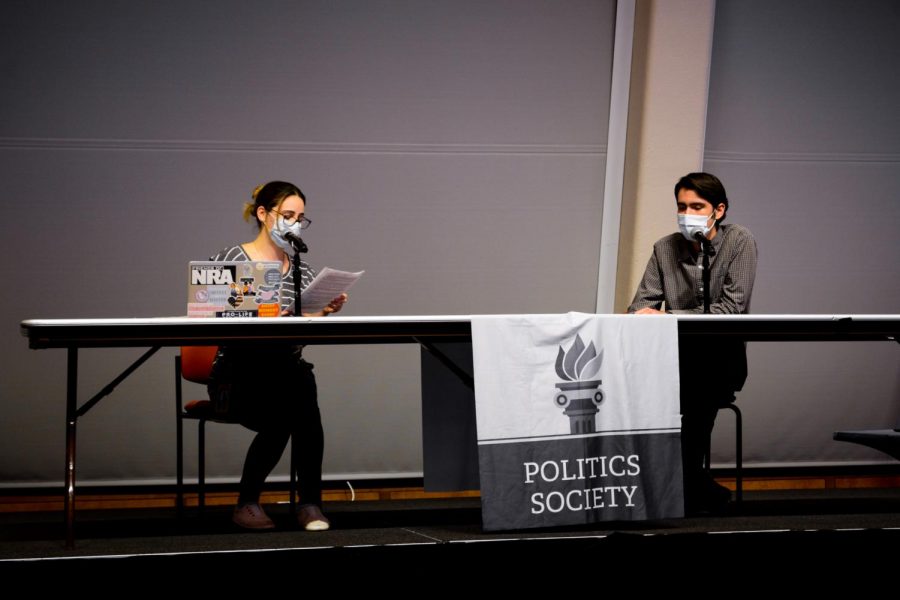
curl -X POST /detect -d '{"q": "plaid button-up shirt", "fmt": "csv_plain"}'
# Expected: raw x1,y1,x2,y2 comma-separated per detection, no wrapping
628,223,758,315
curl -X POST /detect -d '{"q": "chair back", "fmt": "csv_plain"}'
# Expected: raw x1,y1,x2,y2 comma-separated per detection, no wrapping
180,346,219,384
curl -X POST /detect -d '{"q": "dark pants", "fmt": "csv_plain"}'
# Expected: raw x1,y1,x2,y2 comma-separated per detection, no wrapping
679,337,746,510
208,346,323,507
680,386,728,508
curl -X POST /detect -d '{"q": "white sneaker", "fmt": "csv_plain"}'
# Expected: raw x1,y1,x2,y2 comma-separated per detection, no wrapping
297,504,330,531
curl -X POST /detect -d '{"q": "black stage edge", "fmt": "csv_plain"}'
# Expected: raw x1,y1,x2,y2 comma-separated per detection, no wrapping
3,489,900,582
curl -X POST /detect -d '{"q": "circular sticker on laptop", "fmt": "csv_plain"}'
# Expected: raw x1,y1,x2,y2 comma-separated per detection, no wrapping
264,268,281,286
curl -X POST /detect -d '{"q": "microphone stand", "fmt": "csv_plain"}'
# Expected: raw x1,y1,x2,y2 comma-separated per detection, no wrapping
289,238,308,316
699,237,712,314
286,237,308,515
285,238,307,516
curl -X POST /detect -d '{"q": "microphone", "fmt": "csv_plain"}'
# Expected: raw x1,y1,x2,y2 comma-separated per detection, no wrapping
694,231,716,254
284,231,308,253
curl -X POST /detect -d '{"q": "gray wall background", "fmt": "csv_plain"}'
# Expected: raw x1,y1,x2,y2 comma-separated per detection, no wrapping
3,0,898,489
0,1,614,486
704,0,900,466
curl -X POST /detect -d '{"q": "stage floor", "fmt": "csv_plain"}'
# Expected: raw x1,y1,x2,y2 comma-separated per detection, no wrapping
3,488,900,580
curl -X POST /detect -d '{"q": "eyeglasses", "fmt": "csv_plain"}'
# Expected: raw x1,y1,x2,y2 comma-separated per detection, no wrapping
271,209,311,229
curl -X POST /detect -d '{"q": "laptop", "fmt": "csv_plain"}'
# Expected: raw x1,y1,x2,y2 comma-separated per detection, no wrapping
187,260,282,318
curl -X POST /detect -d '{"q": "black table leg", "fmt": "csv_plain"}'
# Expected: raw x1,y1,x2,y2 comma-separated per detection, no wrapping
64,347,77,549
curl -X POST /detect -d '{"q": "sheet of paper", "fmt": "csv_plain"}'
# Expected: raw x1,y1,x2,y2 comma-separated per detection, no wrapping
298,267,364,314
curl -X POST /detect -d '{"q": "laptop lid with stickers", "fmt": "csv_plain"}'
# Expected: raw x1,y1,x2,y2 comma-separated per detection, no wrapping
187,260,282,318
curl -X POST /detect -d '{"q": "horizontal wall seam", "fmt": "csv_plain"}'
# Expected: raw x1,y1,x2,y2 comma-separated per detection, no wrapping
706,150,900,164
0,137,607,156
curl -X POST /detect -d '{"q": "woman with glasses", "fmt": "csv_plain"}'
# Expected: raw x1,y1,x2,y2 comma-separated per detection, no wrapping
207,180,347,531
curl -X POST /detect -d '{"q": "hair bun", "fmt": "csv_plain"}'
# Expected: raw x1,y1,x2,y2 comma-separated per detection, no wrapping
251,184,265,200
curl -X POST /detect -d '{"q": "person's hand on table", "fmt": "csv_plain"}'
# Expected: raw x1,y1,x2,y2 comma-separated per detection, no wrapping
633,307,665,315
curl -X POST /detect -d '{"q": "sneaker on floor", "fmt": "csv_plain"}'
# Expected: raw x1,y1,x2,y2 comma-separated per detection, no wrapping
232,503,275,530
297,504,330,531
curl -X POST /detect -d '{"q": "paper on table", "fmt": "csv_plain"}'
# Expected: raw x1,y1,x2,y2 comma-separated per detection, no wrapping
297,267,364,314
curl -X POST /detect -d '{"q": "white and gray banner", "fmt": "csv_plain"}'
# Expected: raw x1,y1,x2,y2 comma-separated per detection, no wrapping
471,313,683,530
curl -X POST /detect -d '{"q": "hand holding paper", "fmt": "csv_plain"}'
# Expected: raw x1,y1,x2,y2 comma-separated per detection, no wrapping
298,267,364,315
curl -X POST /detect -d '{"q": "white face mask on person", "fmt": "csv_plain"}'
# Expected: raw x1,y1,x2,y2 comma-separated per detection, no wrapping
268,215,303,253
678,212,716,241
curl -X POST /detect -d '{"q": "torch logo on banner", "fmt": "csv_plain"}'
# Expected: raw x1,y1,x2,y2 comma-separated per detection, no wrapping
553,334,604,434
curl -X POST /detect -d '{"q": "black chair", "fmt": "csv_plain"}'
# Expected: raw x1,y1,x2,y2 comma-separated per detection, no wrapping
175,346,296,518
705,395,743,504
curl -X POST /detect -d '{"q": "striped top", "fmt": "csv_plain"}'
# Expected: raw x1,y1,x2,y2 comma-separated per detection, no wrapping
208,245,317,370
628,224,758,314
211,245,317,314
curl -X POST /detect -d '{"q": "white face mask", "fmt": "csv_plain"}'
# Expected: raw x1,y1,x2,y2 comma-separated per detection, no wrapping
678,212,716,241
268,215,303,253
